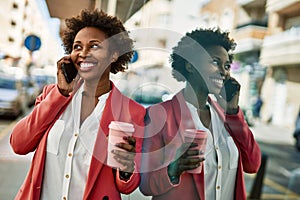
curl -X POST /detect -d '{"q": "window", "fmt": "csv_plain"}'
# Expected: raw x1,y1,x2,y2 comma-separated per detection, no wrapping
8,37,15,43
11,20,17,26
12,2,18,9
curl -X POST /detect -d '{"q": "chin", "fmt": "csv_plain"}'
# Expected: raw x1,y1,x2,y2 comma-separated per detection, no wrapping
209,88,221,96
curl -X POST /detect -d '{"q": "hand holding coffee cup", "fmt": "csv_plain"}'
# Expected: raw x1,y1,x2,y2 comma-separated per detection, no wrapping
108,121,136,173
113,136,136,173
184,129,208,173
167,142,205,181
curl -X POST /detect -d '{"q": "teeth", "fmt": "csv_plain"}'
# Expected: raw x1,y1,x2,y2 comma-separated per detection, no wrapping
211,78,223,85
80,63,94,68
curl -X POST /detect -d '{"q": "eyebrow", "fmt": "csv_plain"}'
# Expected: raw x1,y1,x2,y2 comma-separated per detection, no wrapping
73,39,103,43
211,56,230,62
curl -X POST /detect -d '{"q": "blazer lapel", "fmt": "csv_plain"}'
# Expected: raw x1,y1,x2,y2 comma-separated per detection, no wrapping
207,96,225,122
172,91,195,140
173,91,205,200
83,82,123,198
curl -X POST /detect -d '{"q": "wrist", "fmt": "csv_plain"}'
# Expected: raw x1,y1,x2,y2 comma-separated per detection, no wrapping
226,106,239,115
119,171,132,181
169,175,180,184
57,86,70,97
168,162,180,184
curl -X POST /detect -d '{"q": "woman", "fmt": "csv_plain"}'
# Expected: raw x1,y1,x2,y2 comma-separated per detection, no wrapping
10,9,145,200
140,28,261,200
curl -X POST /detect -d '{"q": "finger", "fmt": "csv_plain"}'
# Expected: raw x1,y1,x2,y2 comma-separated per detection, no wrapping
175,142,199,160
113,156,135,172
115,142,136,152
112,149,135,160
178,162,201,171
178,157,203,165
123,136,136,147
57,56,72,70
186,149,201,157
179,142,197,153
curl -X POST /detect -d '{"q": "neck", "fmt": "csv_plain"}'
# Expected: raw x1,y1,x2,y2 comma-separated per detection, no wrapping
183,82,208,110
83,79,111,97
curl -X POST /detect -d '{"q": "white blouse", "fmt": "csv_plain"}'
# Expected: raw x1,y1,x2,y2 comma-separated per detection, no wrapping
41,85,110,200
186,99,239,200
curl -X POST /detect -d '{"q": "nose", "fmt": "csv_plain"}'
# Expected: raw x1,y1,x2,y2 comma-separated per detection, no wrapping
219,66,227,77
79,47,91,58
219,63,230,77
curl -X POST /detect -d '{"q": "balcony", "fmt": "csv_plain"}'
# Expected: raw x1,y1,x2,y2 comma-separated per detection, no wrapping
260,27,300,66
237,0,266,7
232,22,268,53
266,0,300,13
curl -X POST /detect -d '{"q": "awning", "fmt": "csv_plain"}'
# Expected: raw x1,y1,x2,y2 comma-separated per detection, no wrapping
45,0,150,22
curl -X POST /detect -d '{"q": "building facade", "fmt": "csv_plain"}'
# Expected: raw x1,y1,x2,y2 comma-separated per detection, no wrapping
259,0,300,127
0,0,62,73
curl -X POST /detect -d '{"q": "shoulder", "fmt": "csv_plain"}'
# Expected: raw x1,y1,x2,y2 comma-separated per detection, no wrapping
111,86,146,121
38,84,58,98
43,83,56,91
145,99,174,124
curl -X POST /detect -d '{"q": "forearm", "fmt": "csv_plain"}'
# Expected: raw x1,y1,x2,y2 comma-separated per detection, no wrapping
140,166,176,196
225,109,261,172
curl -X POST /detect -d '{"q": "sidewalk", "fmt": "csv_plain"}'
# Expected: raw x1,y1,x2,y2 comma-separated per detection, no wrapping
248,120,300,200
1,117,299,200
250,120,295,145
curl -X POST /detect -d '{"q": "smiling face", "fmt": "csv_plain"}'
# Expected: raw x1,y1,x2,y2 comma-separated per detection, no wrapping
189,45,231,95
70,27,117,83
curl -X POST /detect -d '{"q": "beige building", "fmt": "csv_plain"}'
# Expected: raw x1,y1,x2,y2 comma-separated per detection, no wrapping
260,0,300,127
199,0,268,114
0,0,62,71
199,0,300,128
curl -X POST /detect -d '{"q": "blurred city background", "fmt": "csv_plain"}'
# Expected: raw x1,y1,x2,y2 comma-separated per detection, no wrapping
0,0,300,199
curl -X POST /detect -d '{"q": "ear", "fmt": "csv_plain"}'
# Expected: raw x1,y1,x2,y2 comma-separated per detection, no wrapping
111,52,119,63
185,63,194,73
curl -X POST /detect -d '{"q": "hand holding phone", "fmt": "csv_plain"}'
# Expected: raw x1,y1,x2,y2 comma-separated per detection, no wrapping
219,78,240,102
61,62,78,83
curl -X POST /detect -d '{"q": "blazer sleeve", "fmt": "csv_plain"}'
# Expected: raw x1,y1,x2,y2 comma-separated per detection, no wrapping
115,99,146,194
10,84,71,155
139,105,178,196
225,109,261,173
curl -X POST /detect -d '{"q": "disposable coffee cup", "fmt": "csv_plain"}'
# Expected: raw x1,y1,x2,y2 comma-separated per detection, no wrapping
107,121,135,169
184,129,208,174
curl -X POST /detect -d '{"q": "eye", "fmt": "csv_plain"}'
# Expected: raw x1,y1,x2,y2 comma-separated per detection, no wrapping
91,43,103,49
224,63,231,70
73,44,82,50
210,59,219,67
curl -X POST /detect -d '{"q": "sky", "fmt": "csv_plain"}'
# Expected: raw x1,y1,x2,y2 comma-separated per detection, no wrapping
35,0,62,44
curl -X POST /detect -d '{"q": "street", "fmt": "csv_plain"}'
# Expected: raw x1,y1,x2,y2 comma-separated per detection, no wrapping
0,118,300,200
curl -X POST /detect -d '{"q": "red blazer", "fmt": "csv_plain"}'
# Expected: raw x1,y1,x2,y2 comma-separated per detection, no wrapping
10,81,145,200
140,91,261,200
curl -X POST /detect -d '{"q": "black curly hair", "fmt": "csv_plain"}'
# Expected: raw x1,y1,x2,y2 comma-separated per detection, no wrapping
62,9,134,74
170,27,236,81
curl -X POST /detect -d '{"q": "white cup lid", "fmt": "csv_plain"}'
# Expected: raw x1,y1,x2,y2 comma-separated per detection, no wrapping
184,129,207,138
109,121,135,132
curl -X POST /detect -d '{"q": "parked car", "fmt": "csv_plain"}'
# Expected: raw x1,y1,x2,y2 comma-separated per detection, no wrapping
23,78,42,107
0,73,42,117
293,110,300,151
0,75,23,118
131,85,171,108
